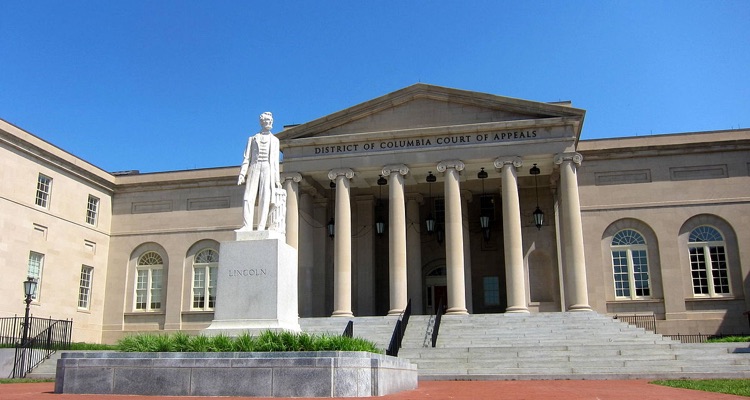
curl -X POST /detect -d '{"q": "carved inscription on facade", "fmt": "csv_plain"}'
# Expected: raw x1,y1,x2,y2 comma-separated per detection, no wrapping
313,130,538,155
228,269,268,277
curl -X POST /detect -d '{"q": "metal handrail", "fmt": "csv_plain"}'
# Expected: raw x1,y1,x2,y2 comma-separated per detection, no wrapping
342,320,353,338
10,316,72,378
386,299,412,357
431,299,445,347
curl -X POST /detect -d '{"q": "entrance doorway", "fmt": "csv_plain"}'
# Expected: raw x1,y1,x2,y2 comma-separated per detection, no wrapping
425,266,447,315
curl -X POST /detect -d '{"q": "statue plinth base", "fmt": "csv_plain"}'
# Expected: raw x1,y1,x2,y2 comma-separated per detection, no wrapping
204,237,300,336
234,229,285,242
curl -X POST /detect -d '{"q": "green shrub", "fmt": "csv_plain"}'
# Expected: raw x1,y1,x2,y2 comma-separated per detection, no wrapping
115,330,381,354
707,336,750,343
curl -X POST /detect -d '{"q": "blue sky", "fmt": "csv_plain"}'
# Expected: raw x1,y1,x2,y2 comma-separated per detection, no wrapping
1,1,748,173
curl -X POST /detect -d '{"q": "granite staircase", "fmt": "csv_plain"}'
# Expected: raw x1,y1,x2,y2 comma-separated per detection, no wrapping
398,312,750,380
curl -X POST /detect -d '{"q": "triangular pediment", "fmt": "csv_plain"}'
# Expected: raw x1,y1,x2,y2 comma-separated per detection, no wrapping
277,83,585,140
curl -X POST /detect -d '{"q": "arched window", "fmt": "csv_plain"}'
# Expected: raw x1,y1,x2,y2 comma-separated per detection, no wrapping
192,249,219,310
611,229,650,299
689,226,729,297
136,251,163,311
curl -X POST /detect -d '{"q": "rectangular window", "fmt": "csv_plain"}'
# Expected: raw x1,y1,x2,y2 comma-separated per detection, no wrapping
483,276,500,306
86,195,99,225
631,250,650,297
78,266,94,309
135,268,162,311
434,198,445,225
35,174,52,208
192,266,218,310
612,250,630,297
27,252,44,300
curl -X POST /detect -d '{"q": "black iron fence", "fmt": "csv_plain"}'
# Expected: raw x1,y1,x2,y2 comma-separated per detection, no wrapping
613,314,657,333
0,316,72,378
386,299,411,357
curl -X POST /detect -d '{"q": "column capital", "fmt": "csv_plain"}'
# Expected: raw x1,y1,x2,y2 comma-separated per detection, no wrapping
493,156,523,169
437,160,465,173
382,164,409,176
281,172,303,183
460,189,474,202
554,152,583,165
328,168,355,180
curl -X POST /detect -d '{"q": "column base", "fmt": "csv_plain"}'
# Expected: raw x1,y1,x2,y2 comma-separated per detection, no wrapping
505,306,530,313
331,310,354,317
568,304,593,312
387,309,404,316
445,307,468,315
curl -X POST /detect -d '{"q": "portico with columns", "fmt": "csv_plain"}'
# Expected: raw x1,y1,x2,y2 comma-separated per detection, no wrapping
277,84,592,317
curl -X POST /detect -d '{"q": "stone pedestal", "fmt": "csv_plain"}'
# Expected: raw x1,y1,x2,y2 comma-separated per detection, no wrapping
204,237,300,335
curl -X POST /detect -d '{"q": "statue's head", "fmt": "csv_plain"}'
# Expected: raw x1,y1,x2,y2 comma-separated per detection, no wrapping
259,112,273,131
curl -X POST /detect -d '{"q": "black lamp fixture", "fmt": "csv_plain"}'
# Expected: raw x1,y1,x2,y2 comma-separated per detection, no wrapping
20,276,37,377
327,181,335,238
425,172,436,234
530,163,544,230
375,175,387,236
477,167,491,241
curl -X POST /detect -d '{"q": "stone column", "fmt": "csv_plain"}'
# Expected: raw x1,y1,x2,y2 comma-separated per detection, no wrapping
460,190,474,313
281,172,302,250
437,160,468,315
406,194,424,314
328,168,355,317
383,164,409,315
494,157,529,313
554,152,592,312
298,192,315,317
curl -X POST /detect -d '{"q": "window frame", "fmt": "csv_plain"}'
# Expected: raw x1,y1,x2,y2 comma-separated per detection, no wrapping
688,225,730,298
78,265,94,310
610,229,651,300
27,251,44,301
191,248,219,311
35,174,52,208
86,195,100,226
134,252,164,311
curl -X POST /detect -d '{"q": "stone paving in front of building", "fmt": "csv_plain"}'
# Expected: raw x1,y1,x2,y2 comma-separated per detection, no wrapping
1,380,748,400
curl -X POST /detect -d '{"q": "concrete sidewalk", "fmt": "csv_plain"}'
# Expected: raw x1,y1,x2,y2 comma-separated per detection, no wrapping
1,380,747,400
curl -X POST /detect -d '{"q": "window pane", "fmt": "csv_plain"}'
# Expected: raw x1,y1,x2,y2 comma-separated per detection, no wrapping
135,270,148,309
710,246,729,294
611,250,630,297
35,174,52,208
86,195,99,225
483,276,500,306
27,252,44,300
193,268,206,308
78,266,93,309
150,269,162,309
690,247,709,294
631,250,650,297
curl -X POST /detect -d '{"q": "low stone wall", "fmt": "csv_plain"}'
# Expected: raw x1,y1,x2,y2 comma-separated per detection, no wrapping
55,351,417,397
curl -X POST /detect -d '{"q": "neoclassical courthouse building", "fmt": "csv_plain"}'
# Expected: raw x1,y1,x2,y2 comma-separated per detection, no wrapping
1,84,748,344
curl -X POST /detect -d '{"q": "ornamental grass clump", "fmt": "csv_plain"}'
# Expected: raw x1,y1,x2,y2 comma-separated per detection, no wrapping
115,330,381,354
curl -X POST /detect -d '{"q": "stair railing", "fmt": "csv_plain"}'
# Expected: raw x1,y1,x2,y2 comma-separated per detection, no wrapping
342,320,353,338
386,299,411,357
614,313,657,333
431,299,445,348
11,316,72,378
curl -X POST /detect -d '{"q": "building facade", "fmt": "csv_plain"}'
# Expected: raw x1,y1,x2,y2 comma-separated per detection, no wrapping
1,84,748,344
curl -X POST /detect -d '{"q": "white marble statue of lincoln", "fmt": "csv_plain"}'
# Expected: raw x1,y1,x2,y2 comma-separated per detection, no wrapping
237,112,282,231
